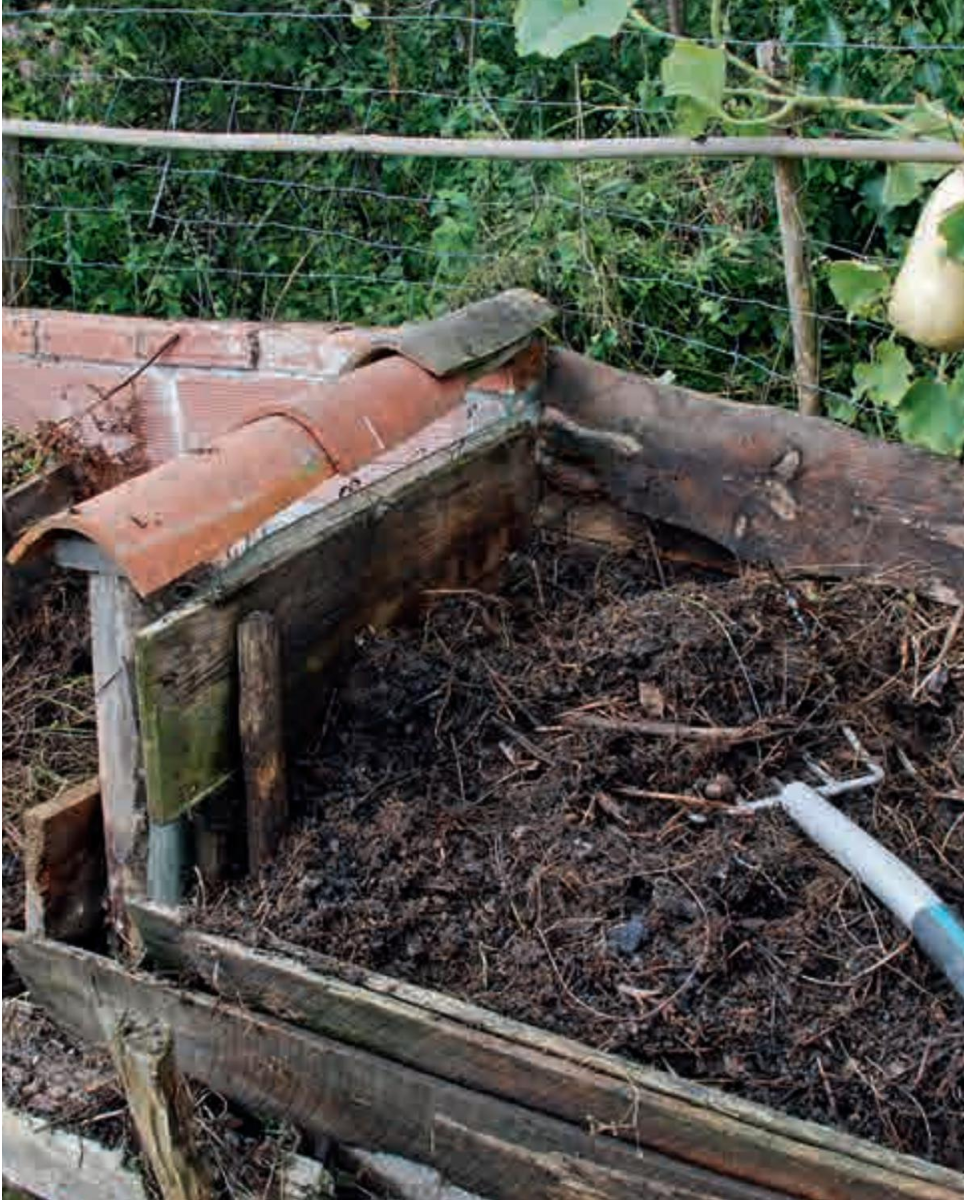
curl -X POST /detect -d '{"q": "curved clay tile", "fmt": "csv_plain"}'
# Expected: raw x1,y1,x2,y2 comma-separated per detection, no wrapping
8,355,469,597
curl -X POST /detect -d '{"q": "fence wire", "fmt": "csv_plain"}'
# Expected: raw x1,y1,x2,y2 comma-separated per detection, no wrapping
3,3,963,431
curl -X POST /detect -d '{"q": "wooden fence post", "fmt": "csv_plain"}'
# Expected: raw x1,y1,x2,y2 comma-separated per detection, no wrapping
3,135,24,302
757,41,821,417
110,1017,211,1200
238,611,288,874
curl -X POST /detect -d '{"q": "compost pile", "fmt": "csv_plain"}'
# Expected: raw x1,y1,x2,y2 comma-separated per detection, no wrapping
201,535,964,1167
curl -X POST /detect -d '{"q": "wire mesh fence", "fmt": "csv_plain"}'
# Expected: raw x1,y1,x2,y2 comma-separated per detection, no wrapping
3,1,964,432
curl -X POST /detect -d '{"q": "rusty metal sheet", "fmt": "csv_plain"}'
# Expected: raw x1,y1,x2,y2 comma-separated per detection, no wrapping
365,289,555,378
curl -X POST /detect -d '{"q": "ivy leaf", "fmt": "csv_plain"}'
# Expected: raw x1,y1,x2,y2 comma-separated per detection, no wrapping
880,162,952,210
660,42,726,112
827,261,891,317
896,372,965,456
349,1,371,29
940,203,965,264
515,0,631,58
852,341,913,410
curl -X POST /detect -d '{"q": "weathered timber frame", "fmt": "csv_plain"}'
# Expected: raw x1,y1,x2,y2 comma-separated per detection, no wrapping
6,918,962,1200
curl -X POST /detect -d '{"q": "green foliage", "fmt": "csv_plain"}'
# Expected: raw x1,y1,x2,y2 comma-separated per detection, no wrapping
515,0,630,58
660,43,726,136
940,203,965,263
897,373,965,456
852,341,912,409
2,0,963,453
827,262,891,316
881,162,952,210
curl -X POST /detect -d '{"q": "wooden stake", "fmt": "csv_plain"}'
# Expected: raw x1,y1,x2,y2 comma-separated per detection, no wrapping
238,611,287,874
3,135,24,303
110,1017,211,1200
90,573,150,952
757,41,821,417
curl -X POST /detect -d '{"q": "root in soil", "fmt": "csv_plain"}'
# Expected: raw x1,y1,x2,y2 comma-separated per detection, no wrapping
199,533,964,1169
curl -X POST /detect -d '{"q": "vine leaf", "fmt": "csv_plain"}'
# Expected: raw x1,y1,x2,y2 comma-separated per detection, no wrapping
660,42,726,135
827,261,891,317
881,162,951,210
896,371,965,456
514,0,632,58
940,203,965,264
852,341,913,410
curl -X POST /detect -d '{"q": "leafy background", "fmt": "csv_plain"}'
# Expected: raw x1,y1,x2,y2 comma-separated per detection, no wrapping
3,0,964,446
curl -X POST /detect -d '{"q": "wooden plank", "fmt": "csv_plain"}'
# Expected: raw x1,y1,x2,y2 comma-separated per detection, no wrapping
542,350,963,604
24,776,105,941
6,933,789,1200
237,612,287,873
341,1147,483,1200
136,424,536,824
3,135,24,303
2,1103,148,1200
130,901,961,1200
91,574,152,950
110,1017,211,1200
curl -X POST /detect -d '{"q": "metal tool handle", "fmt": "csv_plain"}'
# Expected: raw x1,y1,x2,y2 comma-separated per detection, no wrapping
780,781,964,996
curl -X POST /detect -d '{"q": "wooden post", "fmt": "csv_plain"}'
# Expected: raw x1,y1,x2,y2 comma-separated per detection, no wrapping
757,41,821,417
90,573,151,952
3,135,24,303
24,776,105,941
238,611,287,874
110,1017,211,1200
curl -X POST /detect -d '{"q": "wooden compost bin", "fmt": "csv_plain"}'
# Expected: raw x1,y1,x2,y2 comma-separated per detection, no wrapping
5,295,964,1200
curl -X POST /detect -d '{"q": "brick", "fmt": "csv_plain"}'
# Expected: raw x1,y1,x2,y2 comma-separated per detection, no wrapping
38,311,139,364
132,371,184,467
258,323,370,377
2,310,37,355
137,320,257,369
3,359,133,430
175,372,313,449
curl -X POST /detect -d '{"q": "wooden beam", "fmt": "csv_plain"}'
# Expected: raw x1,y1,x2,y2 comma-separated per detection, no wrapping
110,1017,211,1200
3,135,24,303
135,424,536,824
24,776,105,942
542,350,964,604
757,41,820,417
129,902,961,1200
90,574,151,951
2,1104,148,1200
6,933,792,1200
3,463,77,540
3,119,963,164
237,612,287,874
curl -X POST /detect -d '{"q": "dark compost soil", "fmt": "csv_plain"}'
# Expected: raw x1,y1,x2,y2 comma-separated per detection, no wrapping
200,534,964,1169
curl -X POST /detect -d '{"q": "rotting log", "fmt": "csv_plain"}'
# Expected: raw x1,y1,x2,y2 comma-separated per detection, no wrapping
542,350,964,604
129,900,962,1200
24,776,105,941
110,1017,212,1200
237,612,287,874
2,1103,149,1200
91,573,152,951
136,423,537,826
7,932,794,1200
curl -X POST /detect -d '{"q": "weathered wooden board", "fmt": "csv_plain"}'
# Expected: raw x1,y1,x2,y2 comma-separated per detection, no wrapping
130,901,962,1200
2,1103,148,1200
542,350,964,604
6,933,788,1200
24,776,105,941
136,424,536,824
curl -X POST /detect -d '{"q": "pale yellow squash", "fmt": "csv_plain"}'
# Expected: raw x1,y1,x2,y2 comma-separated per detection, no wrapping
888,167,964,352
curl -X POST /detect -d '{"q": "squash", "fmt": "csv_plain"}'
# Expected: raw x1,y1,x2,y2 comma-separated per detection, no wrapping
887,168,964,352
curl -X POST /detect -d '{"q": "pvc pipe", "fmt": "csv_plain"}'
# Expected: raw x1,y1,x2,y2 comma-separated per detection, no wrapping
779,782,964,995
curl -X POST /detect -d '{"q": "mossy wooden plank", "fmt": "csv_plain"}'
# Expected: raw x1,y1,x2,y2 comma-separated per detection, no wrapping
136,425,536,822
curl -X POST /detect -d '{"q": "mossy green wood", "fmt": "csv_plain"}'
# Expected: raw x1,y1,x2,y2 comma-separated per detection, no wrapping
135,423,537,824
